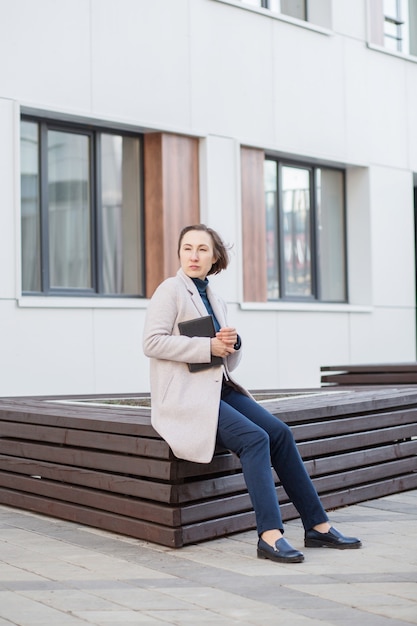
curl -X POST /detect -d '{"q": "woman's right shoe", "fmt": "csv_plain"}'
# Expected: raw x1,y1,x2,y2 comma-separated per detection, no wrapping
304,526,362,549
257,537,304,563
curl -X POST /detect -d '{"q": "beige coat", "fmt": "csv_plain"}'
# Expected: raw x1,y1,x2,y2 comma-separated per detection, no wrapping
143,268,248,463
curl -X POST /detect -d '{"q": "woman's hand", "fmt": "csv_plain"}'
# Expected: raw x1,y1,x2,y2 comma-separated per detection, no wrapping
210,327,238,357
217,327,237,347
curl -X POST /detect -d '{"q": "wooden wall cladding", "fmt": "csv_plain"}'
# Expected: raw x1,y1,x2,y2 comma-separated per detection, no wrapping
240,147,267,302
144,133,200,297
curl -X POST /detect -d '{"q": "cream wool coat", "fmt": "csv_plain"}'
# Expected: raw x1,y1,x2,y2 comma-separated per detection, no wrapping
143,268,249,463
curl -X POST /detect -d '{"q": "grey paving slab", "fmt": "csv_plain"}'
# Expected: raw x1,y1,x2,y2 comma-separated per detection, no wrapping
0,491,416,625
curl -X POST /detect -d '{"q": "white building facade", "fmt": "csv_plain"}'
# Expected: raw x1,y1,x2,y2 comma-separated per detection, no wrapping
0,0,416,396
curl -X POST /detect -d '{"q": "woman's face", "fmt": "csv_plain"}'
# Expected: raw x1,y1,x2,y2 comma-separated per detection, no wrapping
179,230,216,280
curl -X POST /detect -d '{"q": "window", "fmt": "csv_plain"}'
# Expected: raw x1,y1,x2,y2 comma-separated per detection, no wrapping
20,118,144,296
369,0,417,56
384,0,409,52
264,159,346,302
238,0,307,20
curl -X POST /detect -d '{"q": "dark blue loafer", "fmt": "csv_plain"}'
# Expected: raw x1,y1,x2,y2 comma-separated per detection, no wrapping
257,537,304,563
305,526,362,549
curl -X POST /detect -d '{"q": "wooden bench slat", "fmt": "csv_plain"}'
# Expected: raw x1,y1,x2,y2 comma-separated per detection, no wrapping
321,363,417,373
0,488,183,547
321,362,417,386
0,472,181,526
321,373,417,385
0,440,176,480
0,455,176,502
0,403,156,435
316,474,417,510
310,457,417,493
302,439,417,477
0,421,171,458
291,408,417,440
298,423,416,458
273,390,417,422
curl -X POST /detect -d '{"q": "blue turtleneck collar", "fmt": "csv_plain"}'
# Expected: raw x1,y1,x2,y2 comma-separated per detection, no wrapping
192,277,209,294
191,277,220,332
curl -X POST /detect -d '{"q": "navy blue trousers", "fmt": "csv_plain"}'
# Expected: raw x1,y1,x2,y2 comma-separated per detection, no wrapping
217,385,328,536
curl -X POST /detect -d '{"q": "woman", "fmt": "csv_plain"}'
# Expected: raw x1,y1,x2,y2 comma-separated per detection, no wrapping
143,224,361,563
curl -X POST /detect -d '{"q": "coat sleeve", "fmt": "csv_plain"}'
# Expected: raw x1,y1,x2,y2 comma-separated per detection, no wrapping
225,343,242,372
143,279,213,365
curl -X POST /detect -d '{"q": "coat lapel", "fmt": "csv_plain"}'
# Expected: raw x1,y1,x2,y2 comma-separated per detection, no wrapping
207,288,226,328
177,268,226,327
177,269,208,318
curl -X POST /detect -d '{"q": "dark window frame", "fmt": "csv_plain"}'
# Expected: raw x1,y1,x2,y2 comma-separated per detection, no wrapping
21,115,145,298
265,156,348,303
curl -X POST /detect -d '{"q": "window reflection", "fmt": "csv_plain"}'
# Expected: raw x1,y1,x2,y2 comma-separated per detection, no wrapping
238,0,306,20
264,160,279,299
48,130,91,289
316,168,346,301
279,0,306,20
21,121,41,292
282,166,311,297
100,134,143,295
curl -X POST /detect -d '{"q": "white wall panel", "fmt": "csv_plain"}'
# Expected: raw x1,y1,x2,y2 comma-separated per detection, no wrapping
93,308,149,394
91,0,191,128
367,54,408,168
406,62,417,172
0,99,18,298
332,0,366,39
350,306,415,362
0,0,91,112
0,302,95,396
0,302,152,397
348,310,375,363
370,167,415,307
271,24,346,159
275,311,351,388
227,307,281,391
199,136,241,303
227,308,353,391
189,1,275,141
344,40,372,164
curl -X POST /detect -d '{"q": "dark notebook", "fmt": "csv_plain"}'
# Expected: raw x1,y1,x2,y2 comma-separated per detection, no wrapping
178,315,223,372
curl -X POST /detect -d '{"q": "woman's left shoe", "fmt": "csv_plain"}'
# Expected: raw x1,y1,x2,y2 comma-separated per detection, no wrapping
305,526,362,549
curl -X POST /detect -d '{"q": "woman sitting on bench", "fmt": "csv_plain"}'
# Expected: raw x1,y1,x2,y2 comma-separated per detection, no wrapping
143,224,361,563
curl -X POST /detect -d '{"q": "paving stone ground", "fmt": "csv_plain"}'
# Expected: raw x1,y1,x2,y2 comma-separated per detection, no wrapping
0,490,416,625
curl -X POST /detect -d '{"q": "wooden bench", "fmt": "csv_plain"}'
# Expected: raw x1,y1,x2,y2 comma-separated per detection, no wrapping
0,388,416,548
321,362,417,386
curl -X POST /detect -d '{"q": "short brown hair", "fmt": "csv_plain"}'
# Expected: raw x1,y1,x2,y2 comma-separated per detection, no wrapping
177,224,230,275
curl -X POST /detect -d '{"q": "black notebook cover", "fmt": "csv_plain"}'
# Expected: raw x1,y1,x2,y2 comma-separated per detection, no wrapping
178,315,223,372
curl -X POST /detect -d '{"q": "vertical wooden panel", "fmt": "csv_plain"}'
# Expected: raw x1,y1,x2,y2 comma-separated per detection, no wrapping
144,134,164,297
144,133,199,296
162,134,200,278
241,147,267,302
